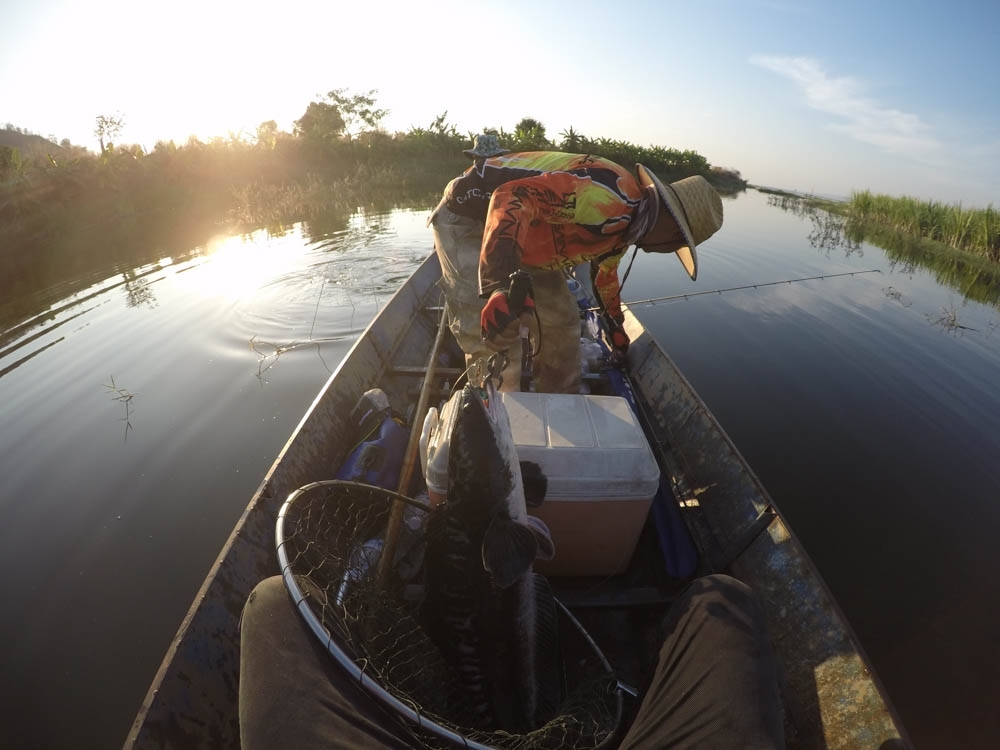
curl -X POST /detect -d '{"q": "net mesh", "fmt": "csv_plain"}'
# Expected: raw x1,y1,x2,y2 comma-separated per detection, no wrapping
276,480,622,750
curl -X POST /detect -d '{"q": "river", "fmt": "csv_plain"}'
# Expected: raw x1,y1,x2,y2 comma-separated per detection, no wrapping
1,189,998,749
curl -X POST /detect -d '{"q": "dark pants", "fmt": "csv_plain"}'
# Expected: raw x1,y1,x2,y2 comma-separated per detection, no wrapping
239,574,784,749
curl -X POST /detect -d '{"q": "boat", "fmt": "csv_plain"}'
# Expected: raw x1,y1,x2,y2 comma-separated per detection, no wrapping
125,251,910,749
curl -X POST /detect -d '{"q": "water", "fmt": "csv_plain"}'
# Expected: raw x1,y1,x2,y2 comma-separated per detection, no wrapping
1,190,999,749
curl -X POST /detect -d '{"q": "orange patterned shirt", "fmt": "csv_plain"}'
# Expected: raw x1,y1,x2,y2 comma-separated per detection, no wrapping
440,152,651,320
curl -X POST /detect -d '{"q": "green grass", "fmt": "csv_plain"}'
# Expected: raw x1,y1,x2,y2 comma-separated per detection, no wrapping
848,190,1000,262
764,188,1000,309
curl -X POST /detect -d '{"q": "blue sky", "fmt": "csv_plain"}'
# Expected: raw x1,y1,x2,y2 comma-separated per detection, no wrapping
3,0,998,206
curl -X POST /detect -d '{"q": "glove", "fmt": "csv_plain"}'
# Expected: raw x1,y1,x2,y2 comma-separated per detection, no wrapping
481,290,521,350
605,315,630,357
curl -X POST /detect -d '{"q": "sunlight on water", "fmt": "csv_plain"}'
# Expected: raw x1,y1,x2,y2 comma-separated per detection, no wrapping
0,206,436,750
175,229,313,303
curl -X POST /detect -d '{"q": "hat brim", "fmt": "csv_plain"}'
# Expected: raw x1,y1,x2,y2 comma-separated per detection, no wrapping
636,165,698,281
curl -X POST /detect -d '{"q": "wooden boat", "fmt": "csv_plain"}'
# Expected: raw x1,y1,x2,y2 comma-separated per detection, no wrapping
125,251,910,749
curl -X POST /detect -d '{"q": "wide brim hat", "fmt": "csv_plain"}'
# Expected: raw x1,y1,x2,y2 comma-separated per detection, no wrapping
463,134,511,159
635,166,724,281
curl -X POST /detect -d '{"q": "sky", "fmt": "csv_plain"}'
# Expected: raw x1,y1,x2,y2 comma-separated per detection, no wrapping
3,0,999,207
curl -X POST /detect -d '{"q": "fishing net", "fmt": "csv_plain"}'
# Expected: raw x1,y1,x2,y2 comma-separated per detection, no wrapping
276,480,623,750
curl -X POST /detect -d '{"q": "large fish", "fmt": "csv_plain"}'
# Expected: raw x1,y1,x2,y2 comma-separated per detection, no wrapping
421,381,559,733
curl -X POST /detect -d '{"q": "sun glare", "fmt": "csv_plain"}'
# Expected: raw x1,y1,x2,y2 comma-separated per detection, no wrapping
178,230,308,302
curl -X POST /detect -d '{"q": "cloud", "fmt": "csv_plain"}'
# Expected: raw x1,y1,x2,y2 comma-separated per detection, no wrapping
750,55,941,161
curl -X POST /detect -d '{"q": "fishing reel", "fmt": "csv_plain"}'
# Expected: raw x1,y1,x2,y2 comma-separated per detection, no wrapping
506,269,534,319
478,271,537,391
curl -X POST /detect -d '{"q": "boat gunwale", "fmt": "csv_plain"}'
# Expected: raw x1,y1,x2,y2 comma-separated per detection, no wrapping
623,309,912,748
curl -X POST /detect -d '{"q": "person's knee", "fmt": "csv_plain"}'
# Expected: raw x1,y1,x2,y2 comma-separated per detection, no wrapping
687,574,761,618
240,576,291,636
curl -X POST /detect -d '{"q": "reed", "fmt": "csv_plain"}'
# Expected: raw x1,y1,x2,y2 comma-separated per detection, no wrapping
848,190,1000,261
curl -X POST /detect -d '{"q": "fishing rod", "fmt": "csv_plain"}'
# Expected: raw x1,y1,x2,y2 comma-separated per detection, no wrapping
603,269,882,309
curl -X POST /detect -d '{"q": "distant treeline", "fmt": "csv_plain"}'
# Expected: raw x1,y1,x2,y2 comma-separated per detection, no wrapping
848,190,1000,262
0,90,746,264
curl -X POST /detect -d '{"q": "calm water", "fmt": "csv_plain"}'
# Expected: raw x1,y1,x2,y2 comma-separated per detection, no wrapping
1,190,999,749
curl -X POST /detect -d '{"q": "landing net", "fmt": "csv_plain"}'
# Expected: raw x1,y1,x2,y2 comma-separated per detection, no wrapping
276,480,622,750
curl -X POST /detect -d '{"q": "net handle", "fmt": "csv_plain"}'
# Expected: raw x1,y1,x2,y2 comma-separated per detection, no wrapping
379,300,452,585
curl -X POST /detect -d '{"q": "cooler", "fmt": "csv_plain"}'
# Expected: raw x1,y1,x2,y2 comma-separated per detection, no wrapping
500,392,660,576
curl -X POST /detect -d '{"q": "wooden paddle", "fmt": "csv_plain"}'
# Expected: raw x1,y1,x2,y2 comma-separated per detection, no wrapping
377,300,451,584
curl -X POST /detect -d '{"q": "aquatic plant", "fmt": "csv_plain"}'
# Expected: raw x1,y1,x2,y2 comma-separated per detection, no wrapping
848,190,1000,261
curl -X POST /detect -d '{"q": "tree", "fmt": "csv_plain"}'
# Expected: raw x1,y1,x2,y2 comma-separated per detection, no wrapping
325,88,388,140
429,111,457,138
513,117,549,150
559,126,584,152
256,120,279,149
293,102,345,145
95,113,125,154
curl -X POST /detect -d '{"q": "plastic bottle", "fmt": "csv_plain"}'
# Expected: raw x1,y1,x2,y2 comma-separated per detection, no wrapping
419,391,462,506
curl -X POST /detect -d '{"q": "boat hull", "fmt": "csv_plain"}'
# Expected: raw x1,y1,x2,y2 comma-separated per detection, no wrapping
624,315,907,748
126,252,908,749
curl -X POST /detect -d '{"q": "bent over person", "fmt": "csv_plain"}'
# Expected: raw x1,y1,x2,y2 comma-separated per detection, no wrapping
429,143,724,393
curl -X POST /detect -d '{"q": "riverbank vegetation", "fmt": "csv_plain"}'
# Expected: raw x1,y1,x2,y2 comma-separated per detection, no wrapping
0,91,747,329
847,190,1000,262
756,185,1000,261
765,191,1000,309
1,90,745,257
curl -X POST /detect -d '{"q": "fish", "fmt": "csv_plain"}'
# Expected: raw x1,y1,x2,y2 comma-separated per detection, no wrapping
421,381,560,733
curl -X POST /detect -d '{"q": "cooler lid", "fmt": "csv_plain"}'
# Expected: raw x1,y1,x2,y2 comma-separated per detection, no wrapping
500,392,660,500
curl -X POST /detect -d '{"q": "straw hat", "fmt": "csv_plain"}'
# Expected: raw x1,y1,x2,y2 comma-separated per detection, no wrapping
635,166,724,281
463,134,510,159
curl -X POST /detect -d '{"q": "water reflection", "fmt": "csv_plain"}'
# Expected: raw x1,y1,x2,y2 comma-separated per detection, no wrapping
305,208,393,249
123,269,158,309
0,204,434,750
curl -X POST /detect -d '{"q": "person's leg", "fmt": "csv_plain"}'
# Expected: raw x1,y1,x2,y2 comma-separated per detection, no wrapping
527,269,583,394
618,574,785,750
239,576,414,750
431,211,520,388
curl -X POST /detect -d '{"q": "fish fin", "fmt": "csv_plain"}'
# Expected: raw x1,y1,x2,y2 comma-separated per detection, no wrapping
532,573,563,725
520,460,548,508
482,519,537,589
525,515,555,561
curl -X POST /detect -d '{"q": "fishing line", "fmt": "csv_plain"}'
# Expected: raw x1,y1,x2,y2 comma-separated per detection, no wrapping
591,269,883,310
309,276,327,340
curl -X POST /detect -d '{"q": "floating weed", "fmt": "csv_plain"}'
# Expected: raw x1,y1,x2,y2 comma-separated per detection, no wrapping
249,335,339,381
926,303,978,335
882,286,912,307
104,375,135,441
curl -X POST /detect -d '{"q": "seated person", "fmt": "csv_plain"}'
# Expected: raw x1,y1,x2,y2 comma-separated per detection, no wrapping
239,573,784,749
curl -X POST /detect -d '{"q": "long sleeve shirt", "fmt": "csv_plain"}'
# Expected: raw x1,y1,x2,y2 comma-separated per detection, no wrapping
439,152,652,321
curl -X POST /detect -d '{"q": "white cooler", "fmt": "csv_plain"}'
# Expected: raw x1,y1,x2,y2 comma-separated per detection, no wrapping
501,392,660,577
